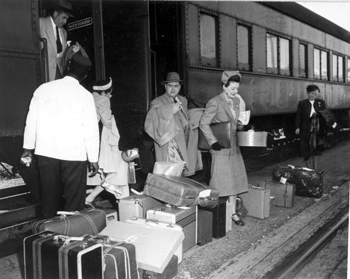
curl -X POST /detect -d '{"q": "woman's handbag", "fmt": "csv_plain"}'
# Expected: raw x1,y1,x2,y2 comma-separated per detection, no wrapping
198,121,231,150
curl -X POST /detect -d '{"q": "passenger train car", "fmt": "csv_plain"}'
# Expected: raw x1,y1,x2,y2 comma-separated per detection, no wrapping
1,0,350,192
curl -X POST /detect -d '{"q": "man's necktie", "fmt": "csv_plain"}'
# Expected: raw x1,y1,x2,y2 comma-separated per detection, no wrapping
56,26,62,53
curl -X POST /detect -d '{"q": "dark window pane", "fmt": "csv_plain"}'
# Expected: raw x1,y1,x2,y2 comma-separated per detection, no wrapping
200,13,217,67
238,25,249,67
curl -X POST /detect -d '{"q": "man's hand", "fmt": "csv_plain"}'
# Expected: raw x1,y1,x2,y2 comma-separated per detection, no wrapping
88,162,99,177
172,102,182,114
295,128,300,135
72,42,81,53
211,142,223,151
20,149,33,167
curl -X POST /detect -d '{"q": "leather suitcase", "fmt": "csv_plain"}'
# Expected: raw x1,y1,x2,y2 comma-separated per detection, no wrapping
146,205,197,252
272,165,323,198
23,231,103,279
143,173,219,208
31,208,106,236
239,185,270,219
197,209,213,246
139,255,178,279
100,218,184,273
199,198,226,239
119,194,164,221
95,237,139,279
262,180,295,208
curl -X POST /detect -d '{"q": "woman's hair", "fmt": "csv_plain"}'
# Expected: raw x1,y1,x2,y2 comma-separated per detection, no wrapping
224,75,241,87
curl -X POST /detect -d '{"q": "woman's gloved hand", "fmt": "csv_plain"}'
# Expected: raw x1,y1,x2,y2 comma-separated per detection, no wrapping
211,142,223,150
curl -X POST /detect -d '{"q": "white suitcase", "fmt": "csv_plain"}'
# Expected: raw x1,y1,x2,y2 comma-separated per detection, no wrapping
146,205,197,252
100,218,184,274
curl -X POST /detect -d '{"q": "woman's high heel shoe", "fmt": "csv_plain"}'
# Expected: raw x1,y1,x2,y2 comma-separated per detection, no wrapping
232,213,244,226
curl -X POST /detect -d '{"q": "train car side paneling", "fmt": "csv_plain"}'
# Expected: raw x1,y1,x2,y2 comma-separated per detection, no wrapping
0,0,41,138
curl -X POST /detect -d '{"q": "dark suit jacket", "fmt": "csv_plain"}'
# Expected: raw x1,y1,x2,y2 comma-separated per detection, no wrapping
295,98,326,131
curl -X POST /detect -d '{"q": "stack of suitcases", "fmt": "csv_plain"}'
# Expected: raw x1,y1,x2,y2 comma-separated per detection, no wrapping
24,170,219,279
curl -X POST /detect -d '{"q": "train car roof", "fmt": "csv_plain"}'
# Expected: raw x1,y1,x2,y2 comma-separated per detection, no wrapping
263,2,350,44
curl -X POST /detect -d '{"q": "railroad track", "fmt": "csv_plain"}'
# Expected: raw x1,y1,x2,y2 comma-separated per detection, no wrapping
263,207,348,279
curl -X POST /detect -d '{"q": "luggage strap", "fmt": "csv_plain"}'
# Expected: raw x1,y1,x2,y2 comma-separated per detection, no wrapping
104,242,132,279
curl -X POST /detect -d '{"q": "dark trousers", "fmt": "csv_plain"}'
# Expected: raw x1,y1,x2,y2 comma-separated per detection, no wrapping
37,155,87,218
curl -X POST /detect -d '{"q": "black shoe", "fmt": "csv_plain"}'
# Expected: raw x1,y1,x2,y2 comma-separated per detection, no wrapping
232,213,245,226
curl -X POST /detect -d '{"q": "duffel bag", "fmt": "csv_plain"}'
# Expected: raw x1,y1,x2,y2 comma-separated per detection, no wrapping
143,173,219,208
272,165,323,198
32,208,107,236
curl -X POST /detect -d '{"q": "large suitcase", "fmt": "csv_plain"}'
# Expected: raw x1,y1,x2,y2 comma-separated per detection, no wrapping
24,231,103,279
272,165,323,198
96,237,139,279
197,209,213,246
100,218,184,273
143,173,219,208
239,185,270,219
119,194,164,221
31,208,107,236
261,180,295,208
146,205,197,252
199,198,226,239
139,255,178,279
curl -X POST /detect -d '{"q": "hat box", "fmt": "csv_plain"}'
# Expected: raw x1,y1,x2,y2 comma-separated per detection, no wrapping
237,131,267,147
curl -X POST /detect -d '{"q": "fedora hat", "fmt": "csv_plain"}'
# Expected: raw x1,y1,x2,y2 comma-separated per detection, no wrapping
55,0,74,18
161,72,182,85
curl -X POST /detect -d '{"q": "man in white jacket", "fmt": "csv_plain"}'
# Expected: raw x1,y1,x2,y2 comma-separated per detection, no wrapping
21,54,99,218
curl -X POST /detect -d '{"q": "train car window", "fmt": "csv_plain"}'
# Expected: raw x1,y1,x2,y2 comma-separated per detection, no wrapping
338,56,344,82
237,24,251,71
348,58,350,82
314,48,328,80
267,33,291,76
279,38,290,76
200,13,218,67
267,33,278,74
299,44,307,78
333,55,345,82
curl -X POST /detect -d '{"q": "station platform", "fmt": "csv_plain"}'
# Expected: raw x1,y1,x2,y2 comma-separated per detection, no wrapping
0,139,349,279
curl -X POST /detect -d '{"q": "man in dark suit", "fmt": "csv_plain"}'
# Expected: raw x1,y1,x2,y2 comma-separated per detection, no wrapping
40,0,81,81
295,84,326,169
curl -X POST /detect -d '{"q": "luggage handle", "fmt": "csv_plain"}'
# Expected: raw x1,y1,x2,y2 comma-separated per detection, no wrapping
54,235,84,246
57,211,80,216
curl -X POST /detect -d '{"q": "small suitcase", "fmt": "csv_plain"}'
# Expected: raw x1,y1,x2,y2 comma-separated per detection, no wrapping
146,205,197,252
139,255,178,279
143,173,219,208
239,185,270,219
199,198,226,239
119,194,164,221
197,209,213,246
262,180,295,208
31,208,106,236
100,218,184,273
272,165,323,198
24,231,103,279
